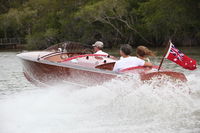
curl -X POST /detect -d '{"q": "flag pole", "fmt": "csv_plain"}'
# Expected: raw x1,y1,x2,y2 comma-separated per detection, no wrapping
158,40,171,71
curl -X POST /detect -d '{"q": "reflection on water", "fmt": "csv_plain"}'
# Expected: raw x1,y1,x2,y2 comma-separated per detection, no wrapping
0,51,200,133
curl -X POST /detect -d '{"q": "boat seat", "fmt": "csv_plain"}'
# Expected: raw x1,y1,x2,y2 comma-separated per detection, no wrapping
95,62,115,71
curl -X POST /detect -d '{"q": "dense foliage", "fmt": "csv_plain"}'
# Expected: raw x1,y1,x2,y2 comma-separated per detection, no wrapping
0,0,199,49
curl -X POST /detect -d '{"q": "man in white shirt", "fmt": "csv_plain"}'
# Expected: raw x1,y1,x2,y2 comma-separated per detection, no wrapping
113,44,152,72
92,41,108,55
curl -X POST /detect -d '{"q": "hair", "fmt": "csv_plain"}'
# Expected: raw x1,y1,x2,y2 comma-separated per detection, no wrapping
97,46,103,50
120,44,133,55
136,46,155,57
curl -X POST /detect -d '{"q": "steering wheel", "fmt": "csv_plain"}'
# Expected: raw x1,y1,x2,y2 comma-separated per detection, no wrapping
60,53,69,60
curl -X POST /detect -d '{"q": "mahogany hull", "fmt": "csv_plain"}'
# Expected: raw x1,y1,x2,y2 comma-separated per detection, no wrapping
18,52,187,87
20,58,117,86
140,71,187,82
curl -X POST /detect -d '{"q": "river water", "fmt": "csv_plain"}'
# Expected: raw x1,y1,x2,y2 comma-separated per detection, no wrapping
0,49,200,133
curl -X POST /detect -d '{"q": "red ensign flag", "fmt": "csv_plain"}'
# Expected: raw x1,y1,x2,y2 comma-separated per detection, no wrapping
165,42,197,70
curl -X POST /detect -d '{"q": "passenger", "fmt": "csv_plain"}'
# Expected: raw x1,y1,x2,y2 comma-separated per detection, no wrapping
92,41,108,55
113,44,152,72
136,45,155,62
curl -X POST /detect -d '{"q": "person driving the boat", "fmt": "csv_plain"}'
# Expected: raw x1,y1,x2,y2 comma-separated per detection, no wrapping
136,45,155,62
113,44,153,72
92,41,108,55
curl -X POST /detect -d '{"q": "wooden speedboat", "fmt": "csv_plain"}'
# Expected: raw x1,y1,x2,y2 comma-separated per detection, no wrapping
17,42,187,86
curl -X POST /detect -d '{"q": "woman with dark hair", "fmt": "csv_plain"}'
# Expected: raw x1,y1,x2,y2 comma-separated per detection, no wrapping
113,44,152,72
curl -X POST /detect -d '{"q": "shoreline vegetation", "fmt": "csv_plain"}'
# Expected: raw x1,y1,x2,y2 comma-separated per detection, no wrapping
1,46,200,58
0,0,199,50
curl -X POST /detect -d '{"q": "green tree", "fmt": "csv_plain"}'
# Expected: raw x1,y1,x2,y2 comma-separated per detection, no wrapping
139,0,200,46
0,0,199,49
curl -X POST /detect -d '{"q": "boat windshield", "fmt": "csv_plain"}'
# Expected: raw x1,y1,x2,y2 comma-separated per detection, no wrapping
45,41,93,54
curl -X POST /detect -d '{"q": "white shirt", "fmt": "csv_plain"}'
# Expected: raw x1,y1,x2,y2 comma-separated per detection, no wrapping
113,56,145,72
94,50,108,55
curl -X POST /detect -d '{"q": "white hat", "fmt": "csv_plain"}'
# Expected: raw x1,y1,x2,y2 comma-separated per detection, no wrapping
92,41,104,48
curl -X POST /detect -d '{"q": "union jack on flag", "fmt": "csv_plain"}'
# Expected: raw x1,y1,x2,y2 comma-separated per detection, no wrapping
165,41,197,70
170,44,184,61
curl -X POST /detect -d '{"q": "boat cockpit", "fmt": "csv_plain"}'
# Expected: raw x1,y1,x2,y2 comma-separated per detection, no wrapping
37,42,117,71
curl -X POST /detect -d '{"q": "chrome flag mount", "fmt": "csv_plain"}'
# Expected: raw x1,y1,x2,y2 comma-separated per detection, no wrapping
165,41,197,70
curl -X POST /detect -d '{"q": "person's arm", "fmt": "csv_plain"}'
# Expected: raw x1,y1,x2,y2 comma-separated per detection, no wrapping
136,57,152,67
143,62,153,67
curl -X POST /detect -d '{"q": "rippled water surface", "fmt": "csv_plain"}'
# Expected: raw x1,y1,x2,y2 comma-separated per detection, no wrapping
0,50,200,133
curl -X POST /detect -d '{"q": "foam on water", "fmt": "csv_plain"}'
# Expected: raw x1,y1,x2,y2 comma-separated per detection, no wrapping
0,52,200,133
0,72,200,133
